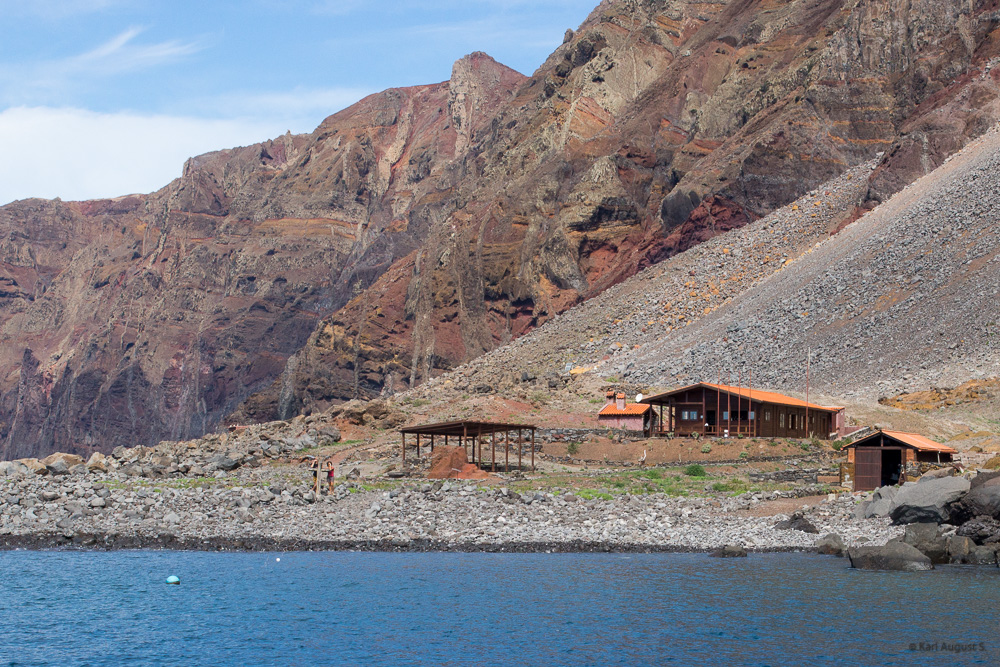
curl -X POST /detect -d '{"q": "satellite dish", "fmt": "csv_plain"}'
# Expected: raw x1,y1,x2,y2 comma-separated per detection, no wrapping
635,393,644,403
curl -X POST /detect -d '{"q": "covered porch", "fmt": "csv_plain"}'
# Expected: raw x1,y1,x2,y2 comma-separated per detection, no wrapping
399,420,537,472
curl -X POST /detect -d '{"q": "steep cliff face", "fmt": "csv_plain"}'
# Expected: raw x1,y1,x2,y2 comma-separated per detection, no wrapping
4,0,1000,457
265,0,1000,417
0,55,524,458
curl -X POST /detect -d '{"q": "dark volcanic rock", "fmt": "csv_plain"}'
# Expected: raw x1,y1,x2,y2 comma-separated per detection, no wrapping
956,517,1000,545
709,544,747,558
848,542,934,572
774,512,819,534
815,533,845,556
954,485,1000,523
899,523,948,564
888,478,970,525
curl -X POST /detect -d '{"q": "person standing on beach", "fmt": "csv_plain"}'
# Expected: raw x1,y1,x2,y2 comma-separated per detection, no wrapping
309,457,320,495
325,458,336,495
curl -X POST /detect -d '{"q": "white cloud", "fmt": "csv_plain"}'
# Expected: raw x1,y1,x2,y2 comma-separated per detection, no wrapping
0,28,203,106
0,107,288,205
72,26,201,75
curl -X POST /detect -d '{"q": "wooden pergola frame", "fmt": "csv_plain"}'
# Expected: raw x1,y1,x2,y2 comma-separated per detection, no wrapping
399,420,537,472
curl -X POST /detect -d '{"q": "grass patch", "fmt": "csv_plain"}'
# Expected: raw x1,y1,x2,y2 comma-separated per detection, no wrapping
576,489,614,501
566,442,580,456
684,464,707,477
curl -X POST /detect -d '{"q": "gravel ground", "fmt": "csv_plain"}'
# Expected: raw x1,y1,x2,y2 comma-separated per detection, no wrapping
0,469,900,552
620,123,1000,399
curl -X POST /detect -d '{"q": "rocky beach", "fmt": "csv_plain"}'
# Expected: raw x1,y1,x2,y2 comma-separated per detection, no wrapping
0,439,901,554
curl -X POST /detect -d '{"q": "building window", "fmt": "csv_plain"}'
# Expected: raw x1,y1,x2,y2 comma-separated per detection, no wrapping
722,411,729,420
749,411,756,421
764,410,771,421
779,413,785,427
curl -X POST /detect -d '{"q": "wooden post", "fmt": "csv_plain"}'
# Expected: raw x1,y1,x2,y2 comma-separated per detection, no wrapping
505,430,509,472
737,370,741,436
416,433,421,458
531,428,535,471
402,432,406,463
727,372,731,437
491,430,496,472
462,423,468,465
701,386,707,437
518,428,523,470
716,371,721,437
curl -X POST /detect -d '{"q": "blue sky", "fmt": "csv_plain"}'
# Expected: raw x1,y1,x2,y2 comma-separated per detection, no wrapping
0,0,597,205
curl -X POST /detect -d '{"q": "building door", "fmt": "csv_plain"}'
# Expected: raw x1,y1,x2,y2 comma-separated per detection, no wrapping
854,448,882,491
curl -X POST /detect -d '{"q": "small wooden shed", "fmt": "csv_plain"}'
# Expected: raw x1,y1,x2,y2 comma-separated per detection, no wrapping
843,430,957,491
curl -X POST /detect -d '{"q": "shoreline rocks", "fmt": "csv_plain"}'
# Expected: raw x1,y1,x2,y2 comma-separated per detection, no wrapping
848,542,934,572
0,469,900,554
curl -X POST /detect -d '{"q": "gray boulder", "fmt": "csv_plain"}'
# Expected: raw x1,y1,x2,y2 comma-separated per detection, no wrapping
957,484,1000,521
862,485,898,518
848,542,934,571
212,455,240,472
815,533,845,556
900,523,948,564
888,476,970,524
968,545,999,566
774,512,819,533
0,461,28,477
318,426,342,443
710,544,747,558
45,459,70,476
948,535,975,563
970,470,1000,490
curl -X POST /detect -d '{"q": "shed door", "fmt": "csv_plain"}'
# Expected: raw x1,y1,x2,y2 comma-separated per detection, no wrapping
854,448,882,492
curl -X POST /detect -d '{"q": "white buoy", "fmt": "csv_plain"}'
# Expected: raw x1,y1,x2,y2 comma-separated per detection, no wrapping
166,575,180,585
276,557,280,562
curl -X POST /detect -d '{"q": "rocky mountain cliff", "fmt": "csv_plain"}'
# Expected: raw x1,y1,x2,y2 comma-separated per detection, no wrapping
265,0,1000,418
0,54,524,459
438,123,1000,408
3,0,1000,458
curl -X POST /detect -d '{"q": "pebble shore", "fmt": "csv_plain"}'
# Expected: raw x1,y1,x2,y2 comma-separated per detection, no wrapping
0,470,901,552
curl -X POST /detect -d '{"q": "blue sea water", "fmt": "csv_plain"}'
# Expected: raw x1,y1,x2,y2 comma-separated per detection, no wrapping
1,550,997,666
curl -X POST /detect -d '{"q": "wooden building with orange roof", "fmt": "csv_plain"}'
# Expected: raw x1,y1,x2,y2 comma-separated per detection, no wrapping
842,430,957,491
639,382,847,439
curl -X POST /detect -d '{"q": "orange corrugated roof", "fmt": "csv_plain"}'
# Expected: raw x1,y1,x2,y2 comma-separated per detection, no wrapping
860,430,958,453
599,403,651,416
641,382,843,412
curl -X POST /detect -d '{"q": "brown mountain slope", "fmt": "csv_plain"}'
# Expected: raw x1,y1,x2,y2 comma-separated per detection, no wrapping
266,0,1000,418
5,0,1000,459
0,55,524,460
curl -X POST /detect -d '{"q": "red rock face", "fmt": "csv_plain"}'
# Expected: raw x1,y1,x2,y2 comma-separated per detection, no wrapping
272,0,1000,416
4,0,1000,456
